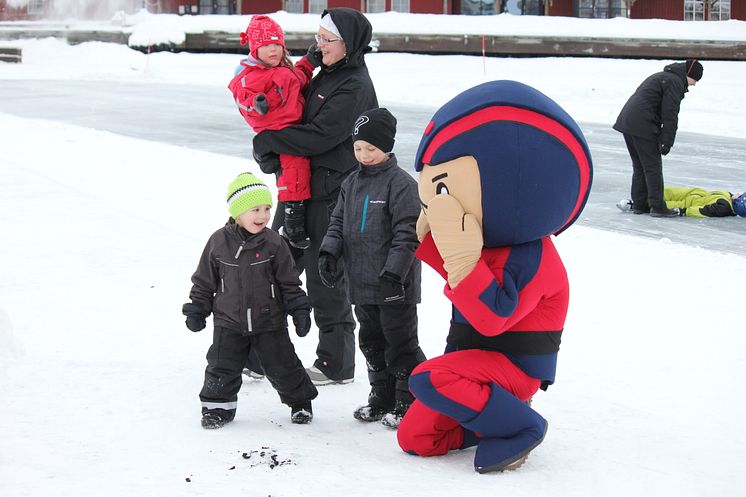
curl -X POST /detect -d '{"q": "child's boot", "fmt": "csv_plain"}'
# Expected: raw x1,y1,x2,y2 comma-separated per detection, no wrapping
201,410,233,429
284,201,311,250
291,402,313,424
381,371,415,429
353,368,394,422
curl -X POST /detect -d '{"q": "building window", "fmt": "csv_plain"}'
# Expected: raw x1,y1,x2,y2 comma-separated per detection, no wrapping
368,0,385,12
309,0,327,14
27,0,45,15
519,0,544,15
285,0,304,13
577,0,628,18
392,0,410,12
461,0,497,15
709,0,730,20
684,0,705,20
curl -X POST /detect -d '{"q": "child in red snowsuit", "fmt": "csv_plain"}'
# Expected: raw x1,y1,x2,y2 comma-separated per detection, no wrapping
228,15,315,249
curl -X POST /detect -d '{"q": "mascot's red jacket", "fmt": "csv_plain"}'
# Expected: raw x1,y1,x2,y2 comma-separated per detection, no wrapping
397,80,593,473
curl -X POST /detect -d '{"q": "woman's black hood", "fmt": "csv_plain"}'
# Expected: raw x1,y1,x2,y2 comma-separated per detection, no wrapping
323,8,373,69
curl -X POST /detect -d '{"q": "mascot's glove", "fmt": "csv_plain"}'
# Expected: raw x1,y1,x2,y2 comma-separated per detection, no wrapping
182,302,207,332
305,42,323,68
659,142,671,156
426,194,483,288
292,308,312,337
416,209,430,242
318,252,338,288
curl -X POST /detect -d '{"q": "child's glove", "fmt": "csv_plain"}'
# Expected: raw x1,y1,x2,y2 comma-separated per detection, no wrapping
292,309,312,337
380,272,405,303
426,194,483,288
305,42,323,68
318,252,337,288
253,93,269,115
182,303,207,332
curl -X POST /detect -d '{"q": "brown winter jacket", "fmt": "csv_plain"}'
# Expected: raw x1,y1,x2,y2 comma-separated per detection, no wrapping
188,219,309,334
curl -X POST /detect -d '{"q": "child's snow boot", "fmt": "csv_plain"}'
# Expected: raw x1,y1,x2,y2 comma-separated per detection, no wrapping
283,201,311,250
291,402,313,424
353,367,394,422
381,372,415,429
201,410,233,429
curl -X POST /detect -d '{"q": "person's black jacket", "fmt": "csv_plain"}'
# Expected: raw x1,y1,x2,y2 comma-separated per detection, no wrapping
613,61,689,150
188,219,309,334
320,154,422,305
252,8,379,200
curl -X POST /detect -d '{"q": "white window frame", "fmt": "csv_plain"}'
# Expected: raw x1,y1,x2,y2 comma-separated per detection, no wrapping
391,0,410,12
367,0,386,12
27,0,45,15
709,0,730,20
284,0,304,13
309,0,327,14
684,0,705,20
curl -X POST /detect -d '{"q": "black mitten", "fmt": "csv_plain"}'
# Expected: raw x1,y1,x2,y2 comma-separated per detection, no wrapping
292,309,312,337
318,252,337,288
659,143,671,156
182,302,207,332
252,146,281,175
380,272,405,303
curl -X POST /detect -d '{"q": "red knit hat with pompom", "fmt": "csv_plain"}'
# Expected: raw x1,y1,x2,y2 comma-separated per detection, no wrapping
240,15,285,59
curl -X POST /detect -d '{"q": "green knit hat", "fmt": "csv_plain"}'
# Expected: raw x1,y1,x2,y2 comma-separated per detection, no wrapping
226,172,272,219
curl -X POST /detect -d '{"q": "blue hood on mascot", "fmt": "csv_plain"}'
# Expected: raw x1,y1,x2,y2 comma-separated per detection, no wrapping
415,80,593,247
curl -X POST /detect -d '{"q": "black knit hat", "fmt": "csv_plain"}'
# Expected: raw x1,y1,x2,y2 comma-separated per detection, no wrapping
352,108,397,153
686,59,703,81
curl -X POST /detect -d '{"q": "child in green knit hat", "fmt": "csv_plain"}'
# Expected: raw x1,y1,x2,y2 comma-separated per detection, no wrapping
182,172,318,428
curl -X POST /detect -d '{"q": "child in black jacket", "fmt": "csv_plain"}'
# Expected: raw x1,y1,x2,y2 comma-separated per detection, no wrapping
182,172,317,429
318,108,426,428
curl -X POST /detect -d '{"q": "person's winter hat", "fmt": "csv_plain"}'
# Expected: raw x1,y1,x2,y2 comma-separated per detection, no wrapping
733,192,746,217
686,59,704,81
240,15,285,59
352,108,397,153
227,172,273,219
319,12,342,39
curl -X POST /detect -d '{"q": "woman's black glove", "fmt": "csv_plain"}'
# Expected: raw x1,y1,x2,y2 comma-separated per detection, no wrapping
305,42,323,68
182,303,207,332
252,147,281,174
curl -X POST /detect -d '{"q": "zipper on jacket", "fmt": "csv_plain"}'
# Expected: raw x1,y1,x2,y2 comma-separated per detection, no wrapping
246,308,252,333
221,277,225,293
360,194,369,232
235,240,246,259
271,284,275,299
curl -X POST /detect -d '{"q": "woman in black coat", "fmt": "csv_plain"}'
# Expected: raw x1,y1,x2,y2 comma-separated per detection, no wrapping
252,8,379,385
613,59,703,217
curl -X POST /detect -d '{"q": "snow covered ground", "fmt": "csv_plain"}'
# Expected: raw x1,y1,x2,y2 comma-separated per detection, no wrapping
1,13,746,497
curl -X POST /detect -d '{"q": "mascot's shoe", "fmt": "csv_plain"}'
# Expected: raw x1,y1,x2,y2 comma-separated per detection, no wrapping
461,384,548,473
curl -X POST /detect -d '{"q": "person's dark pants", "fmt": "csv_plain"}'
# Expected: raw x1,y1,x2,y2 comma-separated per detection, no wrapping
200,326,317,418
273,199,356,381
355,303,426,407
623,133,666,210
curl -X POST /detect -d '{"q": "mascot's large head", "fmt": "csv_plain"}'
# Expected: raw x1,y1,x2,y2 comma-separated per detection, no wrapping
416,80,593,247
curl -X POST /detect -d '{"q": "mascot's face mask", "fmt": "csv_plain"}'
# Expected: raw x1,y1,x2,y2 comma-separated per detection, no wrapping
419,156,483,229
415,80,593,248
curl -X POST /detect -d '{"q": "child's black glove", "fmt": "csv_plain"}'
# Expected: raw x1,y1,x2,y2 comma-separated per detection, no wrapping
292,309,312,337
305,42,323,68
253,93,269,115
182,302,207,332
380,272,405,303
318,252,337,288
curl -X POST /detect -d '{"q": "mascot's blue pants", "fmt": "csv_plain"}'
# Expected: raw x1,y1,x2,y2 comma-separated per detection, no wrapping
397,349,548,472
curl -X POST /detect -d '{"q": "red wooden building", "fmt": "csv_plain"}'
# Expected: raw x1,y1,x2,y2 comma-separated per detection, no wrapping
2,0,744,21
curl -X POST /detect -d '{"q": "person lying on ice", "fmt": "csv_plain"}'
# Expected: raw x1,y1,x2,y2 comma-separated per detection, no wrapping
396,80,593,473
617,187,746,218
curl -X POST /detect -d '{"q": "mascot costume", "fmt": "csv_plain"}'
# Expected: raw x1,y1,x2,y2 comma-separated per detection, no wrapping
397,80,593,473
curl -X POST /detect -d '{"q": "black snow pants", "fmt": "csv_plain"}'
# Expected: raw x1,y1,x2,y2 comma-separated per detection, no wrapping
200,326,317,419
354,303,426,409
624,133,667,211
